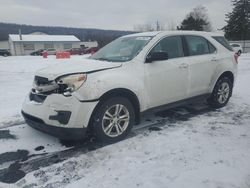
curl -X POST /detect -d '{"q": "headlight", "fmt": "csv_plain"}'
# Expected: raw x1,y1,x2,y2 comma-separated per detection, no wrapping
56,73,87,93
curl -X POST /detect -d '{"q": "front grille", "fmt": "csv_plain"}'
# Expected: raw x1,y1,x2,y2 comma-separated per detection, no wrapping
34,76,52,86
29,92,47,103
57,84,68,94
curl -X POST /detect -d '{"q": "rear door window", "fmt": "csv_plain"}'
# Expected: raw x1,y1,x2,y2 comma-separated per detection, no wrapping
185,36,210,56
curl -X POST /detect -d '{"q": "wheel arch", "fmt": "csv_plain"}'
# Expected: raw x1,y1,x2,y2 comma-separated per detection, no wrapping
88,88,141,127
217,71,234,85
211,71,234,96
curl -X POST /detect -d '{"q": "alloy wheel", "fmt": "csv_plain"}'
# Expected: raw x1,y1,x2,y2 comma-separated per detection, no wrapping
217,82,230,104
102,104,130,137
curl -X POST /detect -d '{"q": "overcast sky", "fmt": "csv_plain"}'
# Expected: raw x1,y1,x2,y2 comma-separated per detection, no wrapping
0,0,232,31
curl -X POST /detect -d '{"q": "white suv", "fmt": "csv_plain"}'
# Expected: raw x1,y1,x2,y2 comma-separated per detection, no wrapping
22,31,238,142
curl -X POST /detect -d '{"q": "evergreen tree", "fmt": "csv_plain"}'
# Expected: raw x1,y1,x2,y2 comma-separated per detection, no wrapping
224,0,250,40
178,16,208,31
178,6,212,31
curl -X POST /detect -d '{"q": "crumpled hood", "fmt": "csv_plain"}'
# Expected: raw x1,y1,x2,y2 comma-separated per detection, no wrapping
35,58,122,80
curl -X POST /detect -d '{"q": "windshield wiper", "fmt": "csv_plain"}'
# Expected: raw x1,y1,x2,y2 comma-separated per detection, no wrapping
94,58,113,62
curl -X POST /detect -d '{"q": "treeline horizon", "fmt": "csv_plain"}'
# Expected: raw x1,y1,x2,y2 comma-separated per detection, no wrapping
0,22,134,47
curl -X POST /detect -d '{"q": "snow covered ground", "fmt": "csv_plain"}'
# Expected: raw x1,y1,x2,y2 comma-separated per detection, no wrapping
0,55,89,128
0,54,250,188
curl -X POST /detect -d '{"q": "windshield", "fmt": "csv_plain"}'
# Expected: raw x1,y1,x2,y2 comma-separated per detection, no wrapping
91,36,152,62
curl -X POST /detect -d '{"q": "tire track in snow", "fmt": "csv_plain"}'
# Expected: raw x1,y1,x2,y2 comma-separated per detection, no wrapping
0,103,214,184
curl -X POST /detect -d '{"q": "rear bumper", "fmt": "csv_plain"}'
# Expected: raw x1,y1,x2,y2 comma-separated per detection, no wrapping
22,111,87,140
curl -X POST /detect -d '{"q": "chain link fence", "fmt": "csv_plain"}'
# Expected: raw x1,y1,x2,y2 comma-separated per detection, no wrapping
229,40,250,53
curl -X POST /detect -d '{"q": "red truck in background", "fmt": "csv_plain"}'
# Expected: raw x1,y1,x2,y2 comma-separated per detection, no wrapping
66,47,98,55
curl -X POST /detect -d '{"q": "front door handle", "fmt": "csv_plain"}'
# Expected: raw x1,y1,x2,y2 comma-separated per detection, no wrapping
179,63,189,69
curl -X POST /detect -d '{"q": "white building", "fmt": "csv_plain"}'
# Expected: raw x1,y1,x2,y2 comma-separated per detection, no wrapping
80,41,98,48
9,34,81,56
29,31,48,35
0,41,9,50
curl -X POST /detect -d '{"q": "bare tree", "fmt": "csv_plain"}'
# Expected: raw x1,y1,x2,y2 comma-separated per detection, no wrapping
133,23,154,32
191,5,212,31
134,19,177,32
164,20,177,31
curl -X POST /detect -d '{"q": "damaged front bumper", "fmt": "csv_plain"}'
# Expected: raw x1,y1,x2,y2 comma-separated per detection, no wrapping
22,92,98,140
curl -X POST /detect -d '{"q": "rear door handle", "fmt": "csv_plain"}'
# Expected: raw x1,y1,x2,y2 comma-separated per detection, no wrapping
211,57,219,62
179,63,189,69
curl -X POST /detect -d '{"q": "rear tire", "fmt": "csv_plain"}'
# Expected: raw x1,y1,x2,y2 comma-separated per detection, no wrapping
91,97,135,143
207,77,233,109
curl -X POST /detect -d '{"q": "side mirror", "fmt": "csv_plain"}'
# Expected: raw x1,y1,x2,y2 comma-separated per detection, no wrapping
146,51,169,63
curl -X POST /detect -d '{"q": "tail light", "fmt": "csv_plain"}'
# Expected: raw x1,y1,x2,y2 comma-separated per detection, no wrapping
234,53,239,64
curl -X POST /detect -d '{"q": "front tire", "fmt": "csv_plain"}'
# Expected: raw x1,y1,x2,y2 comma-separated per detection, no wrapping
91,97,135,143
208,77,233,108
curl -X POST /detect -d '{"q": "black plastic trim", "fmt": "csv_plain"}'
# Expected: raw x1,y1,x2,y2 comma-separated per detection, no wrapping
141,93,211,115
22,111,86,140
181,35,189,57
79,98,99,103
49,111,71,125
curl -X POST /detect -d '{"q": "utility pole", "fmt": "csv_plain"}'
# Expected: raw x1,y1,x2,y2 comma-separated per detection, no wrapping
18,29,24,55
243,0,247,52
156,20,160,31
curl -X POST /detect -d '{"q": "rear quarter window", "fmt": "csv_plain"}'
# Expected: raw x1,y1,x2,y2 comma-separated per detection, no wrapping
212,36,233,51
231,44,240,47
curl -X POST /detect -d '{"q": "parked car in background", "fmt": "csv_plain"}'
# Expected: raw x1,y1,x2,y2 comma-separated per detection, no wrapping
230,43,243,55
0,49,11,57
83,47,98,54
22,31,238,143
66,47,99,55
45,48,57,55
66,48,85,55
30,49,45,56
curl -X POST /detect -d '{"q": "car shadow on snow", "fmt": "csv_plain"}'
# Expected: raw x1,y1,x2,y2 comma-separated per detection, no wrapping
0,130,16,140
0,102,217,184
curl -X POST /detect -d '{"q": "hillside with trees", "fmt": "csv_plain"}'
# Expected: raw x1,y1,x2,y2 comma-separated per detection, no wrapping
0,22,134,47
